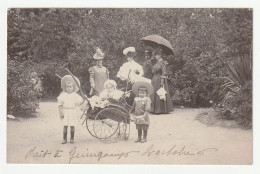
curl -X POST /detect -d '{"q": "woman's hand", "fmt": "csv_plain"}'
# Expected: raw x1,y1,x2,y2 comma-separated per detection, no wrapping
161,79,164,87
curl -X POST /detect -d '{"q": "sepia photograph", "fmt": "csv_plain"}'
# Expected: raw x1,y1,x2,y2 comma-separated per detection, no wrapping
5,7,253,166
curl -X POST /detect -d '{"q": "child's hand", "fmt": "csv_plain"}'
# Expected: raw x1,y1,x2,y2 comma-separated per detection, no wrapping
59,105,64,119
60,113,64,119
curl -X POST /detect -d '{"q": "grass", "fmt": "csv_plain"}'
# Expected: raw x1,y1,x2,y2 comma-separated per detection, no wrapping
195,109,247,129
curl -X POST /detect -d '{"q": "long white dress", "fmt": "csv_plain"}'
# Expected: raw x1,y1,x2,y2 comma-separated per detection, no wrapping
57,92,83,126
117,60,152,84
117,60,143,83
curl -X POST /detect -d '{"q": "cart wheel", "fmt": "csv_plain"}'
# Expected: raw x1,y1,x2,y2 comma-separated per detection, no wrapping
93,107,127,143
86,116,98,138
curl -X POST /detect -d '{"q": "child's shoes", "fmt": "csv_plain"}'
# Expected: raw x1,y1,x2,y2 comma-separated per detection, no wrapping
70,138,74,143
135,138,141,143
141,138,147,143
62,131,67,144
62,139,67,144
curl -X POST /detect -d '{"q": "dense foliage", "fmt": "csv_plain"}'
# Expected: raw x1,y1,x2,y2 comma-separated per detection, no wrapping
7,8,252,123
215,54,252,128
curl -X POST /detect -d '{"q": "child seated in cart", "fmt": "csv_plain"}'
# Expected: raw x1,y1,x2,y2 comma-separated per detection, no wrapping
85,80,124,112
99,79,124,102
131,81,153,143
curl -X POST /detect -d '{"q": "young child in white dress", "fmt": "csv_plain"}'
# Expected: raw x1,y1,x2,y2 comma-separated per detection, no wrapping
57,75,83,144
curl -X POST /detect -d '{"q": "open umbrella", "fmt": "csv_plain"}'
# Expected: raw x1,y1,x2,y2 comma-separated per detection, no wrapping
141,35,174,55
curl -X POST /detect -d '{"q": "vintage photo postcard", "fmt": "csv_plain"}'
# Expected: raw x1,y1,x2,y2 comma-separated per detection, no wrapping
5,7,253,165
2,1,260,173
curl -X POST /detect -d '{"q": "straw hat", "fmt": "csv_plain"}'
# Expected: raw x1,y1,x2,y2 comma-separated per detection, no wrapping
132,81,153,96
123,47,136,56
61,75,80,92
93,47,105,60
104,79,117,89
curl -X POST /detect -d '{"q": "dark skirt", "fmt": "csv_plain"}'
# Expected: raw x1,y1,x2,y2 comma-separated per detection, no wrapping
136,124,149,130
151,74,174,114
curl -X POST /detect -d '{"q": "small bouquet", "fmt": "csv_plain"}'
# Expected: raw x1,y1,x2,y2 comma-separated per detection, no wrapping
88,96,109,110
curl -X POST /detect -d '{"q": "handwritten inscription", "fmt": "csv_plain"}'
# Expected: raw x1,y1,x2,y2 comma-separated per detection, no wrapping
141,144,218,157
25,146,52,159
69,147,140,163
24,144,218,163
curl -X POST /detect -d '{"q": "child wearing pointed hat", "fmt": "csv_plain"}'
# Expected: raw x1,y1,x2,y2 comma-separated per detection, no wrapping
57,75,83,144
131,81,153,143
89,47,109,96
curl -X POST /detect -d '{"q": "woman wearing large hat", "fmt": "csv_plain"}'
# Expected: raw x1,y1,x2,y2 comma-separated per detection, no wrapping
116,47,145,105
117,47,144,84
88,47,109,96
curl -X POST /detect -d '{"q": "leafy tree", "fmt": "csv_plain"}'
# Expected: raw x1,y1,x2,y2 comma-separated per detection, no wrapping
7,8,252,118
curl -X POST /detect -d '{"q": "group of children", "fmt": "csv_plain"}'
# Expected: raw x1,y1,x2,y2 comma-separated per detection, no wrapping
58,76,153,144
57,47,153,144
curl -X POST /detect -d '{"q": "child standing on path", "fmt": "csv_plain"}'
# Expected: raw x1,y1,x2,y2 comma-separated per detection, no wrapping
57,75,83,144
131,81,153,143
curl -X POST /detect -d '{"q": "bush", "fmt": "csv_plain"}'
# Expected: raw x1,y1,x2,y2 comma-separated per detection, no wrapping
7,60,42,115
215,54,252,128
7,9,252,115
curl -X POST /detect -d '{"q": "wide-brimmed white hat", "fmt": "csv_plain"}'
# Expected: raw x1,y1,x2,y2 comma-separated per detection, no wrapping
61,75,80,92
93,47,105,60
123,47,136,56
104,79,117,89
132,81,153,96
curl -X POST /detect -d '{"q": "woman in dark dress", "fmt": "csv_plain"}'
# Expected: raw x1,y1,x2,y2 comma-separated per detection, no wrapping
150,48,174,114
142,50,153,80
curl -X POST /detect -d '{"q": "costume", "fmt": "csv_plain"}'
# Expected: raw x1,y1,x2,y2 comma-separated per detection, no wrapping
58,75,82,144
151,59,174,113
116,60,144,84
143,59,153,79
89,65,109,96
57,92,83,126
132,97,151,130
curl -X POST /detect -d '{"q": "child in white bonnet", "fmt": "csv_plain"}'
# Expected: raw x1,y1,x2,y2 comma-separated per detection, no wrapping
99,79,124,101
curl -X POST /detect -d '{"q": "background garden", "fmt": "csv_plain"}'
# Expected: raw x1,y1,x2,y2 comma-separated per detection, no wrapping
7,8,252,128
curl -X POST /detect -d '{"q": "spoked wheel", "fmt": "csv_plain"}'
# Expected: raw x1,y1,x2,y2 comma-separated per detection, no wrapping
93,107,128,143
86,116,98,138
